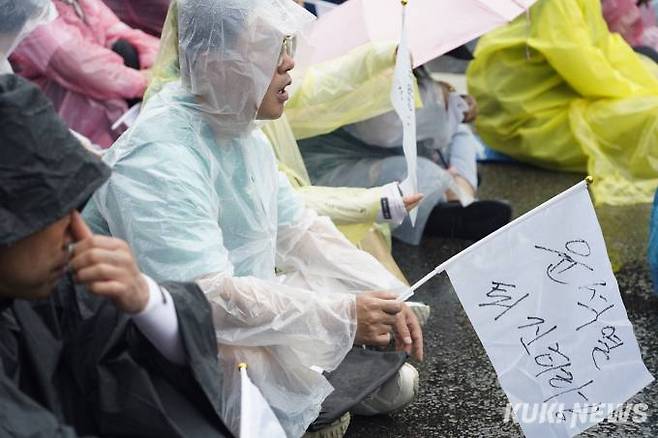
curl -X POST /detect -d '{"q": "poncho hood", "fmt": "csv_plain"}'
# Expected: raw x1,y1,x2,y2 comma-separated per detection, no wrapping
0,74,110,245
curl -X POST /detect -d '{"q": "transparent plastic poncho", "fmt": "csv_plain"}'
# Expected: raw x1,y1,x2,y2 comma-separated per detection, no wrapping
83,1,407,436
147,1,400,247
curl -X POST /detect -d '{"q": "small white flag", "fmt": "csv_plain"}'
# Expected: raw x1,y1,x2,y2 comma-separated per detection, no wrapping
437,181,653,437
239,364,286,438
390,2,418,225
111,103,141,131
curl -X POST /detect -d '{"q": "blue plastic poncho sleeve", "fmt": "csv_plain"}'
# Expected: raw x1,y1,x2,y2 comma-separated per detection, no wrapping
88,142,232,282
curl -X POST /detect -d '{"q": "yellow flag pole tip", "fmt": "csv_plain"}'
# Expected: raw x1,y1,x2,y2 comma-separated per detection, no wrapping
238,363,247,370
585,176,594,185
401,0,408,5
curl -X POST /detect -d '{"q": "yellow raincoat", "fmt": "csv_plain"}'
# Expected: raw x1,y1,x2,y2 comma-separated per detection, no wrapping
467,0,658,205
287,41,398,139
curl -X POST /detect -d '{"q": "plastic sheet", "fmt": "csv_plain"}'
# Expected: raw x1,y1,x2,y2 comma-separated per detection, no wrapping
467,0,658,206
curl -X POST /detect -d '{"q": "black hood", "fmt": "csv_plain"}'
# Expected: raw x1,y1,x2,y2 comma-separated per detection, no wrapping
0,74,110,246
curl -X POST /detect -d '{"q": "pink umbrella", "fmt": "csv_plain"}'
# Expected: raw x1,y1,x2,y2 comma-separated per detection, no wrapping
298,0,536,68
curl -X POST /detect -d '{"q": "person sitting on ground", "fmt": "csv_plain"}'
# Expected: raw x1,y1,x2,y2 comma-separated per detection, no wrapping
298,64,512,245
9,0,159,148
102,0,171,36
467,0,658,206
0,74,232,438
83,0,423,436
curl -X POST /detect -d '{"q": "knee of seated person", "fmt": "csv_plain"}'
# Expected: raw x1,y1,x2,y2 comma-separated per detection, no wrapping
351,363,419,416
416,156,448,176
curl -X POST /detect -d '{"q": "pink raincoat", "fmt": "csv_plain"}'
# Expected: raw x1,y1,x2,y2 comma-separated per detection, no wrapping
602,0,658,51
10,0,159,148
102,0,171,36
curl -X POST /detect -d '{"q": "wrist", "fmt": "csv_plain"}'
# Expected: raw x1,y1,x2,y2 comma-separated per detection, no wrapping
131,274,156,315
376,182,407,225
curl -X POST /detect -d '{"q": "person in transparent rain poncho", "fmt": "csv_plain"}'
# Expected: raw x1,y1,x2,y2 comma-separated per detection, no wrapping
0,0,56,75
82,0,423,436
298,64,513,246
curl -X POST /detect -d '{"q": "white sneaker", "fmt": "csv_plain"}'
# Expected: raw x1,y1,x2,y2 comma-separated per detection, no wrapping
351,363,419,416
407,301,431,326
303,413,351,438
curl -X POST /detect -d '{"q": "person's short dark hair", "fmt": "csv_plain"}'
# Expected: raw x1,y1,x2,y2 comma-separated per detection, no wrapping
0,0,38,35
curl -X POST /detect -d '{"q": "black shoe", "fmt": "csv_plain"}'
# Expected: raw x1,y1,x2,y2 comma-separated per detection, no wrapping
425,200,512,240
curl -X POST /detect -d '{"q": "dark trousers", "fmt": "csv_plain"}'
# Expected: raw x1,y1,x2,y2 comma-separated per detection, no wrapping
111,39,141,70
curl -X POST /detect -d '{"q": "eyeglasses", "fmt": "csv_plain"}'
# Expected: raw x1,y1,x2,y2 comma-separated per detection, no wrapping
277,35,297,67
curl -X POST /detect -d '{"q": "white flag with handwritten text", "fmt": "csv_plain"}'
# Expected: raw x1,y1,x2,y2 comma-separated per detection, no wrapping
390,4,418,225
444,182,653,437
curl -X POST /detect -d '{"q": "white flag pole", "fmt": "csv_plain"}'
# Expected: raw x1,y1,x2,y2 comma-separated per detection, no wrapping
397,177,593,302
391,0,419,225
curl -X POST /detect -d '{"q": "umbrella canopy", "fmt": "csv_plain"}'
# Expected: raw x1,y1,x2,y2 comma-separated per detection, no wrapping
297,0,536,68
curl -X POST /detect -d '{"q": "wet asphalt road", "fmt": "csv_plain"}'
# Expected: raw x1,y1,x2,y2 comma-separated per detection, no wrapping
346,162,658,438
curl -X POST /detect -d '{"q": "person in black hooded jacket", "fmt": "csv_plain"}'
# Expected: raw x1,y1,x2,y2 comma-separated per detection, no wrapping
0,73,233,438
